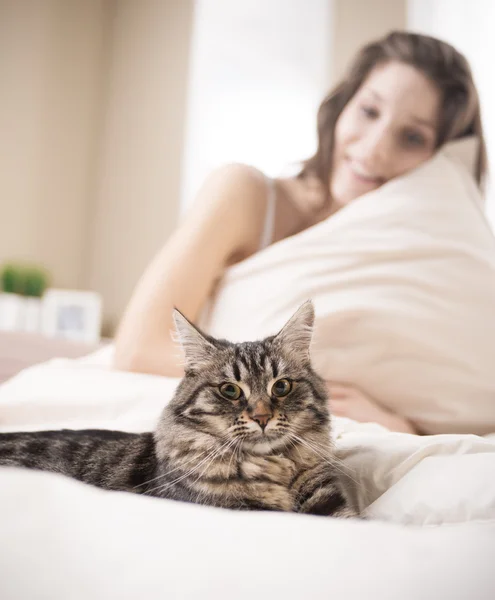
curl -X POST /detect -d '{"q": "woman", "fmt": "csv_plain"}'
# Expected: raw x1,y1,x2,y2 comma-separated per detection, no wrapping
114,31,487,434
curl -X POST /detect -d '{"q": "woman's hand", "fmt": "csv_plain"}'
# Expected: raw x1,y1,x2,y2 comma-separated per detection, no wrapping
327,383,418,434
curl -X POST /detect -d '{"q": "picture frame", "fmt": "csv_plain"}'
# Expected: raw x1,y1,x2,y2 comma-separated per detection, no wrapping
40,288,103,344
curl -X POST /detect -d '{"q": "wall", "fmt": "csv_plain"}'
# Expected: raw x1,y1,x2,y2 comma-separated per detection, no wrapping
332,0,407,81
0,0,107,288
0,0,194,334
88,0,194,332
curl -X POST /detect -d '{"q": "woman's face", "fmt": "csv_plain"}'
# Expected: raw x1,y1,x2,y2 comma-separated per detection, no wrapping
331,61,441,208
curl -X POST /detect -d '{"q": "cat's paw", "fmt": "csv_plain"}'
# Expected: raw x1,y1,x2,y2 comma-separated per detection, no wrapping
329,503,360,519
292,463,357,517
245,481,294,512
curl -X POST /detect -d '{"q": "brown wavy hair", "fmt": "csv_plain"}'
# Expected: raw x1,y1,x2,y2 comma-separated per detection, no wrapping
300,30,487,198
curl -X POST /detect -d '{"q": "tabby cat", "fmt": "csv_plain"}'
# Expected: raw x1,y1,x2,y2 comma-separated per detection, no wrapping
0,301,357,517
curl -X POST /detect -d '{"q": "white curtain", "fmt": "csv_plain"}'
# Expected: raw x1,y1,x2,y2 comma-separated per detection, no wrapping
180,0,333,210
407,0,495,224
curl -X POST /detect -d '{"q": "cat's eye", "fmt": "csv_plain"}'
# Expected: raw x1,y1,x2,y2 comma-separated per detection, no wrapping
219,382,242,400
271,378,292,398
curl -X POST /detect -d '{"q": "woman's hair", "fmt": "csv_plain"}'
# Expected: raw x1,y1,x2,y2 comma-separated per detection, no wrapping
300,30,487,193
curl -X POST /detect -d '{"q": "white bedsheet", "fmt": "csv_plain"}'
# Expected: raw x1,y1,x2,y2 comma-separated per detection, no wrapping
0,351,494,599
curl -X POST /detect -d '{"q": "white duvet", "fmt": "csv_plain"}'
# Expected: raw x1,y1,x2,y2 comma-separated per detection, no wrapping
0,349,494,599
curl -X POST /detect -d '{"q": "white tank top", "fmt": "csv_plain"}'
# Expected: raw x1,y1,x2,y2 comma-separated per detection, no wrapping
198,173,277,329
258,175,276,250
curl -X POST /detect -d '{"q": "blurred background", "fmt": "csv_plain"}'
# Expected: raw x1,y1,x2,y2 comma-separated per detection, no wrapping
0,0,493,340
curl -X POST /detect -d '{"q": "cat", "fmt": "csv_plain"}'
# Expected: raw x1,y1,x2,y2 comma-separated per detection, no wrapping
0,301,357,517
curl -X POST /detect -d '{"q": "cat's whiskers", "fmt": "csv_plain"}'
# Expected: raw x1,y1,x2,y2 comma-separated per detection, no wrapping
192,437,239,484
188,437,240,494
134,440,218,490
288,432,362,489
289,432,338,464
226,435,244,477
228,419,250,438
323,451,372,496
286,436,305,463
144,438,234,496
190,436,244,506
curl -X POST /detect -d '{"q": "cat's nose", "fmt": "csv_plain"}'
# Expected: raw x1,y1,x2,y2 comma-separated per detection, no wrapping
251,412,272,431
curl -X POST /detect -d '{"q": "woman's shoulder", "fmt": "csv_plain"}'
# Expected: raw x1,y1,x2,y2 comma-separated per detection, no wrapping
194,163,274,225
182,163,275,258
202,163,271,197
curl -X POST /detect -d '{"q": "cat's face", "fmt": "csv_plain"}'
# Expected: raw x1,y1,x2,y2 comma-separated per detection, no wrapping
170,301,330,454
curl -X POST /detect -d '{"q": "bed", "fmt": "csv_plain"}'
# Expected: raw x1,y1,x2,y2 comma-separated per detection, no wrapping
0,347,494,600
2,137,494,598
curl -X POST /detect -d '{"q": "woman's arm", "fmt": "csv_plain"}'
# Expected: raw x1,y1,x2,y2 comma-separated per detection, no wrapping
113,164,271,377
327,383,419,434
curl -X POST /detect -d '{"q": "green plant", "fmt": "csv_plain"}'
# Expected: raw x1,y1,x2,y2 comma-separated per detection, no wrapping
0,263,50,297
24,267,49,298
0,264,26,295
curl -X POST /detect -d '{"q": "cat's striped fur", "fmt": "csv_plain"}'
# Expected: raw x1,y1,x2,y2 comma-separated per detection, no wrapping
0,301,357,517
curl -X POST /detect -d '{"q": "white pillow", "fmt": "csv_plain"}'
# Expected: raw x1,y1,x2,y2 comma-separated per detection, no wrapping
201,136,495,435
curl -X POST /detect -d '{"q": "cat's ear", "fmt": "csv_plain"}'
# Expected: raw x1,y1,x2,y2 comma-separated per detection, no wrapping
172,309,216,369
274,300,315,358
